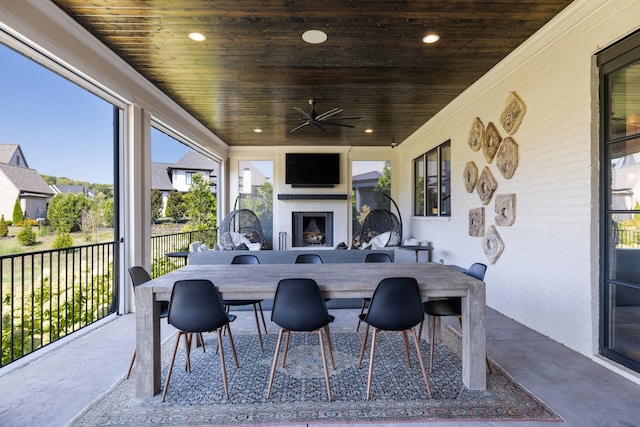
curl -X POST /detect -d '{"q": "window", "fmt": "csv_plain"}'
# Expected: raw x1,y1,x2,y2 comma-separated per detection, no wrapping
413,141,451,217
186,171,196,185
599,30,640,373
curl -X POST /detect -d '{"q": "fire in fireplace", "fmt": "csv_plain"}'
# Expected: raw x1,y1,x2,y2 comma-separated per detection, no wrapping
292,212,334,247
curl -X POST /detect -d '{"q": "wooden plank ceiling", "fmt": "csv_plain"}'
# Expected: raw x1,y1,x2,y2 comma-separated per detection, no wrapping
52,0,574,148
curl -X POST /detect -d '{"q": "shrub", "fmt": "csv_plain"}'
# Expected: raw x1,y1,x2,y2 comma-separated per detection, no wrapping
12,198,23,226
0,215,8,237
52,231,73,249
17,225,37,246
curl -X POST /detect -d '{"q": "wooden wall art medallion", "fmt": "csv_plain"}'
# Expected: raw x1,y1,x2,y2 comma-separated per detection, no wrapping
500,91,526,135
495,194,516,226
463,161,479,193
469,207,485,237
476,167,497,205
482,225,504,264
496,136,518,179
468,117,484,151
482,122,502,163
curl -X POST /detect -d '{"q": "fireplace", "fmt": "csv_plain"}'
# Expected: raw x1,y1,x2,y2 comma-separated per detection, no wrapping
292,212,334,247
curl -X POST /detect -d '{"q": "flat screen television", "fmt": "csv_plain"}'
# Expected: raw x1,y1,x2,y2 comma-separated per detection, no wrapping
285,153,340,187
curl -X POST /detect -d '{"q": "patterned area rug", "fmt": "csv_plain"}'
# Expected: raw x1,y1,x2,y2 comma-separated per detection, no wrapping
69,326,563,426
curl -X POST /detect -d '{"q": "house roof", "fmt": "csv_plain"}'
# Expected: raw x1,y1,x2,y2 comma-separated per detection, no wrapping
172,151,219,174
0,163,54,196
0,144,28,167
353,170,382,183
151,162,174,191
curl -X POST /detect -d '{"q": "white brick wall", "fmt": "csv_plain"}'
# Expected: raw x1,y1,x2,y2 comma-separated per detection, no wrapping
399,0,640,358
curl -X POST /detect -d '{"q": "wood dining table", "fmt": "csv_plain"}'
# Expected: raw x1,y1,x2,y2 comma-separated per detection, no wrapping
134,261,486,397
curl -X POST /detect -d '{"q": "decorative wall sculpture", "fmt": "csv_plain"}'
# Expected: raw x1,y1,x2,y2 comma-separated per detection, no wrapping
468,117,484,151
464,91,525,264
476,167,497,205
500,91,526,135
482,122,502,163
481,225,504,264
469,207,485,237
496,136,518,179
494,194,516,226
463,161,478,193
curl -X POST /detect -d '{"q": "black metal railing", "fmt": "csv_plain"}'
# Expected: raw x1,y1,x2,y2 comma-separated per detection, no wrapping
1,242,116,367
150,228,217,277
0,229,217,367
617,228,640,248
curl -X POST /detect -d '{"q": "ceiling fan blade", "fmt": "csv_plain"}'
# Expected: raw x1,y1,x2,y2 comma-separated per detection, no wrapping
321,120,356,128
313,121,328,132
316,108,342,120
290,121,310,133
294,107,311,119
328,116,362,120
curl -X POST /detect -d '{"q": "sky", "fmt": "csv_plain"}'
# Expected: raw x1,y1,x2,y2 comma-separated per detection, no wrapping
0,43,384,185
0,44,189,184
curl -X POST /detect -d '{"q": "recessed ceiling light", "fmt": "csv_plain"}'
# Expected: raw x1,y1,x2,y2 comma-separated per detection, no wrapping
422,33,440,44
365,129,373,133
188,32,206,42
302,29,327,44
253,128,262,133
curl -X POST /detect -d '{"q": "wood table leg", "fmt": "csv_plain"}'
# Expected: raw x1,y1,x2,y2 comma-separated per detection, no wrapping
461,280,487,390
135,286,161,396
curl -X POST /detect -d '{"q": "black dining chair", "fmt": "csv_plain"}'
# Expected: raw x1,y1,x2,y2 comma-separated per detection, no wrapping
126,266,171,379
294,253,323,264
419,262,489,373
356,252,393,332
222,254,268,351
357,277,431,400
266,278,335,400
162,279,239,402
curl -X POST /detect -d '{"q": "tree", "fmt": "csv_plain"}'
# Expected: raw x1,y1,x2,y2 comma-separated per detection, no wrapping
165,191,186,222
151,189,163,223
373,161,392,210
103,198,114,227
12,198,23,225
47,193,90,233
182,174,217,231
0,214,8,237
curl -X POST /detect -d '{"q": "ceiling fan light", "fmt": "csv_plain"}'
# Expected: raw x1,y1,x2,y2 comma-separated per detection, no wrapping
188,32,206,42
302,30,327,44
422,33,440,44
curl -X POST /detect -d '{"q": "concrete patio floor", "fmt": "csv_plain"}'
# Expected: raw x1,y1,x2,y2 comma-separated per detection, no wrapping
1,307,639,427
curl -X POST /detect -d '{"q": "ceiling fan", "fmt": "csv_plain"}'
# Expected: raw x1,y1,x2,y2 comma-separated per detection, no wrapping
290,99,361,133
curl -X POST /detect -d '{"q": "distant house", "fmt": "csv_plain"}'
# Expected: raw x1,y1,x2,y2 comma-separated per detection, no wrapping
0,144,54,220
50,184,95,197
151,151,218,217
352,170,382,211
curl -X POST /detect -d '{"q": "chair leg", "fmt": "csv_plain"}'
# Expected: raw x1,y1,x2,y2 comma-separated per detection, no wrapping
282,330,292,367
225,324,240,368
323,325,336,369
429,315,436,373
366,328,379,400
356,299,367,332
410,327,432,398
267,329,285,398
417,319,424,341
317,328,332,401
257,301,268,335
357,323,370,368
184,333,192,373
402,330,412,368
162,332,183,402
126,349,136,379
252,303,264,351
216,328,230,399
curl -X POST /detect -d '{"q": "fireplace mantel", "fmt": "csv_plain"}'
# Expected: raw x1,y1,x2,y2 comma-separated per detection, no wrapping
277,194,348,200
